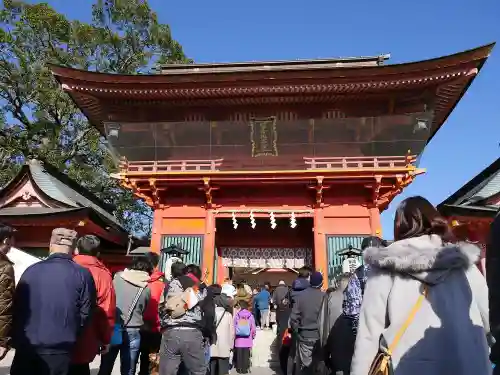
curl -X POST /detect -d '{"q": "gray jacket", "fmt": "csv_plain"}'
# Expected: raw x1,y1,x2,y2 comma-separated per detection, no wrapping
351,235,491,375
318,289,344,347
113,269,151,329
290,287,325,340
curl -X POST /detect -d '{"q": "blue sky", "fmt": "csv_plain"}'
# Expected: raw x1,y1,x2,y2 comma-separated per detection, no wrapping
46,0,500,239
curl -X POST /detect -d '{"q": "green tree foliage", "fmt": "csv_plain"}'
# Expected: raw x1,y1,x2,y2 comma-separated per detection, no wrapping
0,0,190,236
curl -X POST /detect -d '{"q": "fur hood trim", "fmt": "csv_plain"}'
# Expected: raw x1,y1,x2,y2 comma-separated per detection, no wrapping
363,235,481,284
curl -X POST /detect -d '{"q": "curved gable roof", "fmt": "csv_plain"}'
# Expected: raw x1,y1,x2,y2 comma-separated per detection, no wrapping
0,160,124,230
438,157,500,218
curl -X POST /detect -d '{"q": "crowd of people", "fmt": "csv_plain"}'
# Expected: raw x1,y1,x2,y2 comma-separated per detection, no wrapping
2,227,168,375
302,196,493,375
0,223,272,375
0,194,497,375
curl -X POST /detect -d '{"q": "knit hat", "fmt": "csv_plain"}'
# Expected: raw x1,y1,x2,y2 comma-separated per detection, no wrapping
309,271,323,288
50,228,78,253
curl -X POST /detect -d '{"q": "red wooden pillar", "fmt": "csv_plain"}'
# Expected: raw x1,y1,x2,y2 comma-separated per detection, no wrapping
313,208,327,276
150,208,164,253
216,247,228,284
368,206,382,236
202,209,216,284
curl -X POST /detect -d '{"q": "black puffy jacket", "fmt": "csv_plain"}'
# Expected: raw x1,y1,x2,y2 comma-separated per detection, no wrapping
487,213,500,372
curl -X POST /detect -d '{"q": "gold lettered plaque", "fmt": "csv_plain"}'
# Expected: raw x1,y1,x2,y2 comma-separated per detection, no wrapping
250,117,278,157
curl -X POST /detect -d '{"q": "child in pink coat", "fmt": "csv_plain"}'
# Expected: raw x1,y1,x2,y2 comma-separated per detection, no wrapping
233,300,256,374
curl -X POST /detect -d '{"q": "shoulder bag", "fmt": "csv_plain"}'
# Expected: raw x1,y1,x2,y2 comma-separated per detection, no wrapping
110,286,145,346
211,310,228,344
368,285,428,375
216,311,227,329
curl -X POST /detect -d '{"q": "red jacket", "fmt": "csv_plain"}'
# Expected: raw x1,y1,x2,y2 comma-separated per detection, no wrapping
143,270,165,332
72,255,116,364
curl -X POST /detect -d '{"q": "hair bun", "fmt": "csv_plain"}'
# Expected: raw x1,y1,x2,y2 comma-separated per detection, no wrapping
430,217,454,241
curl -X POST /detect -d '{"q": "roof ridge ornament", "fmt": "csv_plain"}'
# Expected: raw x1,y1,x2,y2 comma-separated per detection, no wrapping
377,54,391,65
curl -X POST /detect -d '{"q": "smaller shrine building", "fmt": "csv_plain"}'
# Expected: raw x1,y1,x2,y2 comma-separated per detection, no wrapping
0,159,131,271
438,156,500,274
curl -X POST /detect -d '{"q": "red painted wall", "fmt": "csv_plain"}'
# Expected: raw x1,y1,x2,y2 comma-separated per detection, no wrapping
448,216,492,275
152,190,382,284
215,217,314,248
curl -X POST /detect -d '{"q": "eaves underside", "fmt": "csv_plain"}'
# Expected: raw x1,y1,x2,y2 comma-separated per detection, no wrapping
122,167,423,182
439,204,499,219
67,72,473,143
63,69,471,99
51,43,494,146
0,206,129,243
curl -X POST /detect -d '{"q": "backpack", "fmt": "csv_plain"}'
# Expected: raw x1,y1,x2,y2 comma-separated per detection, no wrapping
165,287,199,319
235,316,251,337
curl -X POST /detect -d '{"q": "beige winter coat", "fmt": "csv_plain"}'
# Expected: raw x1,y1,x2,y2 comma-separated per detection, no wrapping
351,235,491,375
210,306,235,358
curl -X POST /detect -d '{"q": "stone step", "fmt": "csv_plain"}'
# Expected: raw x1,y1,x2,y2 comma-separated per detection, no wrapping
251,327,280,368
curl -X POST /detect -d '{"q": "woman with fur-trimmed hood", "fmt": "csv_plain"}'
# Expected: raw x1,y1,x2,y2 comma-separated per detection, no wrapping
351,196,491,375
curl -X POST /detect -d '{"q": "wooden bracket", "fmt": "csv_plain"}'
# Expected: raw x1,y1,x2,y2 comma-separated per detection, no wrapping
371,175,382,206
376,174,415,210
199,177,219,209
395,174,413,193
123,178,154,207
148,178,166,209
308,176,330,207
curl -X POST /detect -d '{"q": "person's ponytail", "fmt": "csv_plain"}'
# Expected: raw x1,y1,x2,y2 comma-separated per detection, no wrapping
429,216,455,243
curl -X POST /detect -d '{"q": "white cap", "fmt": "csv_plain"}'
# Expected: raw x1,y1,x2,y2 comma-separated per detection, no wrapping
221,284,237,298
279,280,286,286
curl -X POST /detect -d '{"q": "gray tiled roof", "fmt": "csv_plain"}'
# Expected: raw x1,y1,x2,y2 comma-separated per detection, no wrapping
27,160,124,229
472,171,500,204
438,157,500,218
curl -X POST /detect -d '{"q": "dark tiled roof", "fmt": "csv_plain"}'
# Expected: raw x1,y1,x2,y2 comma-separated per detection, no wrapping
26,160,122,226
0,160,127,233
438,157,500,217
